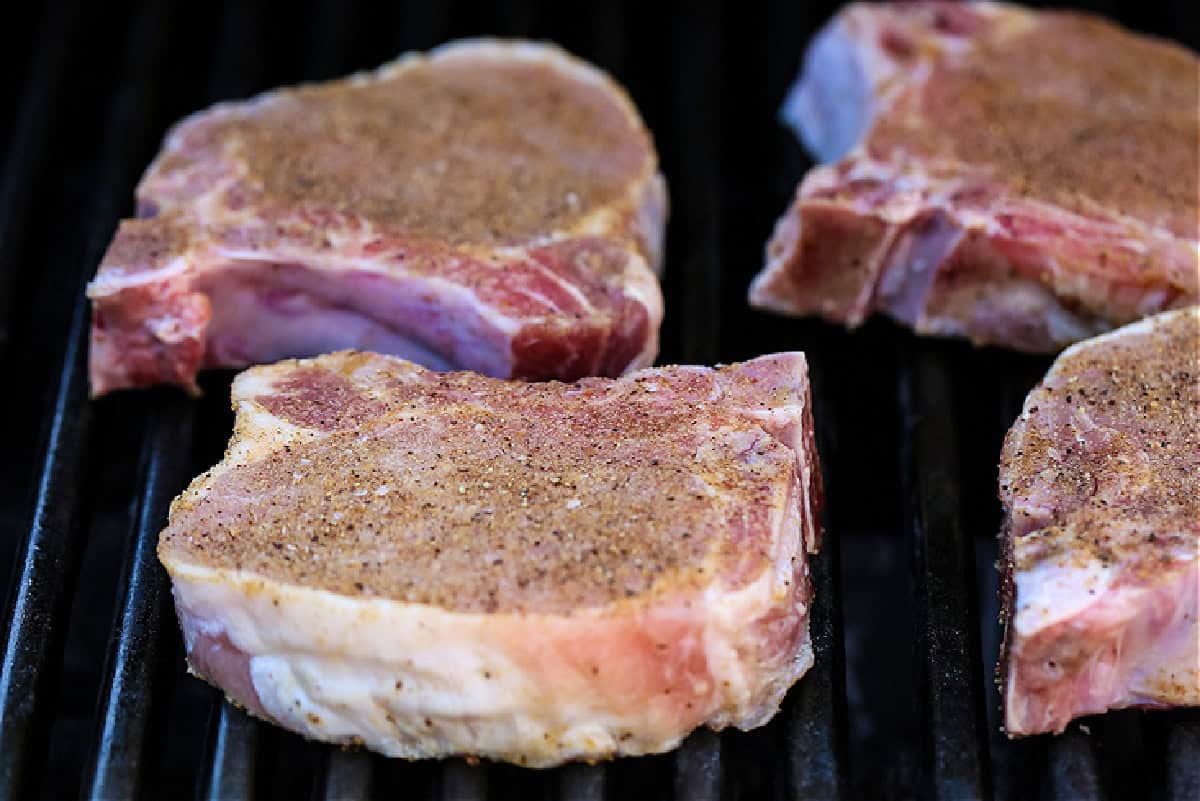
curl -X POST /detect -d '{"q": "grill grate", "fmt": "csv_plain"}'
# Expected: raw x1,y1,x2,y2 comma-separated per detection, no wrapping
901,355,990,800
0,1,1197,800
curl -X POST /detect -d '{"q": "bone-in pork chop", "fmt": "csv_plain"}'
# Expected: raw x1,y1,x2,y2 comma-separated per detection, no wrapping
750,2,1198,352
157,350,823,765
999,307,1199,735
88,40,666,395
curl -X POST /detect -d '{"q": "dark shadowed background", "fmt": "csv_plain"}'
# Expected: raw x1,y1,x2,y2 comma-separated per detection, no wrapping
0,1,1196,799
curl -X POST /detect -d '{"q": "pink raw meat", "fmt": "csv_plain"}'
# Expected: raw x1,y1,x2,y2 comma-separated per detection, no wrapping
88,40,666,395
751,2,1198,352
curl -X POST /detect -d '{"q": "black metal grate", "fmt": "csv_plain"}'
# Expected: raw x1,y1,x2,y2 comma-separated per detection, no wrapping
0,1,1197,799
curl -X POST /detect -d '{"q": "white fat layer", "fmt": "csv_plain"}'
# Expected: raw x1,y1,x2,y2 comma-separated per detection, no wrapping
165,522,813,766
780,17,871,164
202,273,455,370
215,246,523,340
634,173,668,275
215,251,516,376
1013,559,1118,635
217,235,664,376
89,228,667,382
1006,560,1199,734
424,39,641,118
1051,307,1199,366
917,280,1109,347
612,250,665,373
86,254,194,296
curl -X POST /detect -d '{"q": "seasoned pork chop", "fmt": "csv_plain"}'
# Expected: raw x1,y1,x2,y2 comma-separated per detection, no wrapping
158,351,823,765
88,40,666,395
999,307,1199,735
751,2,1198,351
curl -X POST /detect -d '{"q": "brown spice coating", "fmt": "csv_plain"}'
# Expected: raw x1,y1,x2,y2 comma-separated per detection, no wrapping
869,11,1199,240
101,216,192,273
156,45,653,246
999,308,1200,573
161,356,800,614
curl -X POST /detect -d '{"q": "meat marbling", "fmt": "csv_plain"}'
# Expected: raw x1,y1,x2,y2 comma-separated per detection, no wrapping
751,1,1198,352
157,350,823,765
999,307,1199,736
88,40,666,395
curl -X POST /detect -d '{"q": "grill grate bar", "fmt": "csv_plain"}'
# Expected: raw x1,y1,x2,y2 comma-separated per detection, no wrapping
0,0,177,788
902,353,992,801
673,729,723,801
1040,729,1101,801
782,521,847,799
665,0,723,368
440,760,488,801
203,702,260,801
557,763,606,801
83,399,197,801
1166,718,1200,801
0,298,91,799
321,749,374,801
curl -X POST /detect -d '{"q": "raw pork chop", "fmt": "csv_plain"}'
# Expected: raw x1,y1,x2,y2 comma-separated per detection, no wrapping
750,2,1198,351
999,307,1199,736
88,40,666,395
158,350,823,765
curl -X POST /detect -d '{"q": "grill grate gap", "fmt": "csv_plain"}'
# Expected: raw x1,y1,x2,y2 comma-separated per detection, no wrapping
321,749,374,801
0,296,92,800
0,0,78,351
203,702,259,801
659,0,723,369
901,351,993,800
0,0,181,786
558,762,606,801
1165,717,1200,801
781,515,847,800
83,398,197,801
1040,728,1102,801
440,760,488,801
672,729,723,801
